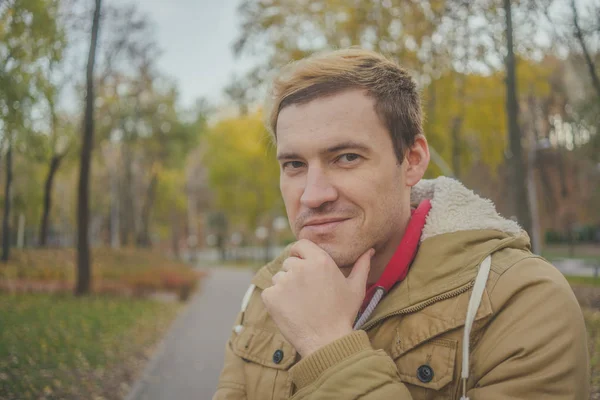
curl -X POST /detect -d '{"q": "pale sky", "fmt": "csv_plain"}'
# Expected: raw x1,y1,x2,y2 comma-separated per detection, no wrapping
129,0,256,108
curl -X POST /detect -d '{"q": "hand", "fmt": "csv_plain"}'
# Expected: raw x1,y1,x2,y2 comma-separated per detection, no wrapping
261,239,374,357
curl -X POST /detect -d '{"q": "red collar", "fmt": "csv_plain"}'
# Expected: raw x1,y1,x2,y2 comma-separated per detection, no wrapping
361,199,432,312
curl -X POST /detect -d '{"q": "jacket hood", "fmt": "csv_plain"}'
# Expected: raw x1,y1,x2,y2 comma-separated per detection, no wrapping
411,176,522,242
252,177,531,317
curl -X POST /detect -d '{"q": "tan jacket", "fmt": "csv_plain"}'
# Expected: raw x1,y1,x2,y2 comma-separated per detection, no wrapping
213,177,590,400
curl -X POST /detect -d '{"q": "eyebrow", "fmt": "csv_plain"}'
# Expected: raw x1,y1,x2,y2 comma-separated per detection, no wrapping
276,141,371,161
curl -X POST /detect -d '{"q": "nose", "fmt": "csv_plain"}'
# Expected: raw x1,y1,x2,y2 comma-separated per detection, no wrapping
300,166,338,209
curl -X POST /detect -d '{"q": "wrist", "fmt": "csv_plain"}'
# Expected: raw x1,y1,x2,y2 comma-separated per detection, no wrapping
299,326,354,357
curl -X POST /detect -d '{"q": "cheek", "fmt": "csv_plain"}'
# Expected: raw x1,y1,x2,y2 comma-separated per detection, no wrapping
280,179,302,216
359,172,404,220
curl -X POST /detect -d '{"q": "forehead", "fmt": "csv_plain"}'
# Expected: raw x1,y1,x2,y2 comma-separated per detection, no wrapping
276,89,390,153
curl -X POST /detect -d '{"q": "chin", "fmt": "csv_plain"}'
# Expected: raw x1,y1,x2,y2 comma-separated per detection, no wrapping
317,243,362,268
295,230,365,267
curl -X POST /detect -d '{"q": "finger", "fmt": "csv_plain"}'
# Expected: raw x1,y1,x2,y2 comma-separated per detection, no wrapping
261,287,273,307
290,239,330,261
282,256,303,272
347,248,374,292
272,271,287,285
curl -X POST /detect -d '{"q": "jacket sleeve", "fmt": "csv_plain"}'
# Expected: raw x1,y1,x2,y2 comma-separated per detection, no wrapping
288,330,413,399
212,330,247,400
467,257,590,400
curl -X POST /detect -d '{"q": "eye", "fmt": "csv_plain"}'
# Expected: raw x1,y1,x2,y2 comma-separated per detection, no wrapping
282,161,305,170
337,153,361,164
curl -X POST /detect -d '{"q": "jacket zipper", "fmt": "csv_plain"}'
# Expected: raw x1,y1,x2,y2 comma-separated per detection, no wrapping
361,281,475,331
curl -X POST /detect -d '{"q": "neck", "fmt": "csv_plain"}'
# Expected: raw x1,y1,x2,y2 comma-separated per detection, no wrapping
366,213,411,286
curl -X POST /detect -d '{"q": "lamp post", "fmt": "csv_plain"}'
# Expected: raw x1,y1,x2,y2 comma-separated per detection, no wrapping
231,232,242,262
255,226,269,263
272,216,288,252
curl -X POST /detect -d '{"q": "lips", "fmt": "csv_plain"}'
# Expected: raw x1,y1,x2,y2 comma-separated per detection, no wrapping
301,218,350,234
304,218,348,227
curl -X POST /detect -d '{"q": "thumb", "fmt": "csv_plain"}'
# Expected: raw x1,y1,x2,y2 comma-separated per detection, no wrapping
347,248,374,291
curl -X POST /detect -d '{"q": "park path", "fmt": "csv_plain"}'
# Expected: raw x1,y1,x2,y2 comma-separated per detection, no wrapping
127,267,254,400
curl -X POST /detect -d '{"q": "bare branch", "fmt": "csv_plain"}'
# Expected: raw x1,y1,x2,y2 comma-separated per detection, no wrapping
571,0,600,101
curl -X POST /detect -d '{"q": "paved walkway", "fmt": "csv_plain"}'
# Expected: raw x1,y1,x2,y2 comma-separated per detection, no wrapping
127,267,254,400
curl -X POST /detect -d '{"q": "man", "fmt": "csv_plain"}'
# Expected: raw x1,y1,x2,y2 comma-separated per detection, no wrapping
213,48,589,400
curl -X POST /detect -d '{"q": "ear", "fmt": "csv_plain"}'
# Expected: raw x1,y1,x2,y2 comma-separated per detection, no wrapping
404,135,430,187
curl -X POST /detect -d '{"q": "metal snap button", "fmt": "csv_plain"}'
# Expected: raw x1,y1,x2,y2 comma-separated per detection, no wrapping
417,364,434,383
273,349,284,364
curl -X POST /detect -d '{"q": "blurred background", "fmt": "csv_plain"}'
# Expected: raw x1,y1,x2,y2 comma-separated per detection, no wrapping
0,0,599,399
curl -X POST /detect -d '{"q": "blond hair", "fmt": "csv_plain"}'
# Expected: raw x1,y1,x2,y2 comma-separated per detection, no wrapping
266,48,423,162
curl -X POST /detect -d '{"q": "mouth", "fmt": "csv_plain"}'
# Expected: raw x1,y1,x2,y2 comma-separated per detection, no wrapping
302,218,350,234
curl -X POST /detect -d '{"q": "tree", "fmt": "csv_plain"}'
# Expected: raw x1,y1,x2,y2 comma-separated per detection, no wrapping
76,0,102,296
570,0,600,102
94,70,202,248
38,75,75,246
231,0,557,240
202,112,281,231
0,0,65,260
504,0,532,237
2,140,13,261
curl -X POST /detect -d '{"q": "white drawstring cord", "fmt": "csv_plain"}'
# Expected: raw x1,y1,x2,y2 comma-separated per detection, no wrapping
234,256,491,398
460,255,492,400
354,286,385,330
234,284,256,334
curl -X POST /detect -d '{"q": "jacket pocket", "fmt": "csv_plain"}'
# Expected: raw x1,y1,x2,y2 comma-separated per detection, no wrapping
231,326,297,400
394,338,457,397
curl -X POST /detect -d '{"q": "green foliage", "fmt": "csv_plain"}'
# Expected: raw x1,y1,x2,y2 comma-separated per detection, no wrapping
424,58,555,177
0,293,180,399
152,166,188,238
544,226,599,244
0,0,65,130
203,112,282,229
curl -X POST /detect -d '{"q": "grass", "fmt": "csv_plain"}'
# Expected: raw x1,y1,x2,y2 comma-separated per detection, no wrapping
567,276,600,287
570,281,600,398
0,292,181,400
585,309,600,399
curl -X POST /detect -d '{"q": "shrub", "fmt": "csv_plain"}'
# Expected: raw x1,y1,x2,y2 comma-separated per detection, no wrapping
0,248,207,301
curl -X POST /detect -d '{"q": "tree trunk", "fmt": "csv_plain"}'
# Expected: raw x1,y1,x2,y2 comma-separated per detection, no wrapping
120,144,135,246
109,161,120,249
39,154,64,246
504,0,533,237
526,97,541,254
187,190,198,263
136,171,157,247
572,0,600,102
450,116,463,179
171,212,180,259
2,142,13,262
451,72,466,180
76,0,102,296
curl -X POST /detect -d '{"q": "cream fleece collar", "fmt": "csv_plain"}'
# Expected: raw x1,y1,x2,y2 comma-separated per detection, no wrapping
411,177,522,242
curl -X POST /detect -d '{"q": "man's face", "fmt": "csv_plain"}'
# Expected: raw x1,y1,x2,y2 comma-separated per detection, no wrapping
276,89,413,271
